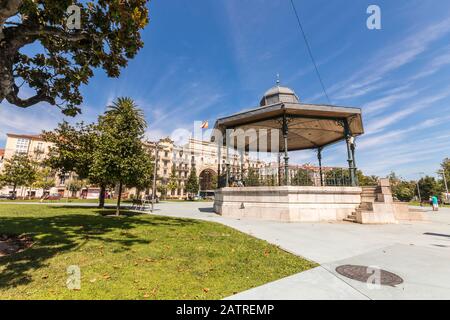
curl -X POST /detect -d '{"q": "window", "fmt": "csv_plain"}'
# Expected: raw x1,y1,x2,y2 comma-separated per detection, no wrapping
15,138,30,154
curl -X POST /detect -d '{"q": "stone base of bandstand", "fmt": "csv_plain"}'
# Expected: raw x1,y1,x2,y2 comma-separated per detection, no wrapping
213,186,363,222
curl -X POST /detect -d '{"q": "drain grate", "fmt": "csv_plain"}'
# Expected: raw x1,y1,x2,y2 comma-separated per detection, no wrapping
335,264,403,287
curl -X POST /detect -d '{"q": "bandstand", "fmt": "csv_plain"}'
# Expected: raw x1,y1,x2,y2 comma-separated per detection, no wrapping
212,82,419,223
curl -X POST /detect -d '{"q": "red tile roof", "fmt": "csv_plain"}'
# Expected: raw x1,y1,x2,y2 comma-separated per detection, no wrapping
0,149,4,157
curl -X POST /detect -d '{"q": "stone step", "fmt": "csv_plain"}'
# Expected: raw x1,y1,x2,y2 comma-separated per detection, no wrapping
361,197,376,202
343,217,357,223
359,202,373,210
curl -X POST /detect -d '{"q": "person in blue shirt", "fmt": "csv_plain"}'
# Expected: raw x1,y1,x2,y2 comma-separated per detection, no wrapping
431,195,439,212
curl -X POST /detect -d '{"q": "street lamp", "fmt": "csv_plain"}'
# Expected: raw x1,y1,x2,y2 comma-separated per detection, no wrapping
151,142,159,212
416,172,425,206
438,169,449,203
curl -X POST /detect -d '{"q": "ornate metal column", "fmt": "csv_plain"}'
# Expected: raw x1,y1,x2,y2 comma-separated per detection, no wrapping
350,138,358,185
317,147,323,186
239,148,244,182
282,113,290,186
343,118,357,186
217,135,222,189
225,129,230,187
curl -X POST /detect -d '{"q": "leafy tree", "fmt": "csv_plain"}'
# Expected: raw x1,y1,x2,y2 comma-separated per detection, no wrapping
387,171,400,185
32,167,55,192
42,121,110,207
291,168,313,186
416,176,443,202
0,0,149,115
0,154,36,195
325,168,350,186
66,179,84,198
167,165,178,196
245,167,260,186
92,97,152,215
392,181,416,202
133,153,154,198
186,166,199,197
357,170,378,186
157,184,167,200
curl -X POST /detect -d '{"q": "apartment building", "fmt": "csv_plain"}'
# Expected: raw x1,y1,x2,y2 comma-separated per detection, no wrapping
141,137,267,199
0,133,80,198
0,132,327,200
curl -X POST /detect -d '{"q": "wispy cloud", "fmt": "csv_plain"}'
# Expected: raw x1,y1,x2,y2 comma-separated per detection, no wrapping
364,88,450,134
329,17,450,101
409,47,450,81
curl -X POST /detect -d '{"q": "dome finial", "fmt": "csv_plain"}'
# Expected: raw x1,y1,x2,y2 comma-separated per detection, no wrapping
276,73,280,86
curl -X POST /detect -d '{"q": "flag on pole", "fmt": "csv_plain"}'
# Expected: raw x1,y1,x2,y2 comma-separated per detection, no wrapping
201,120,209,129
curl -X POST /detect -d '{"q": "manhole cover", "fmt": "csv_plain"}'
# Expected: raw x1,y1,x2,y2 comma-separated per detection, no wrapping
335,264,403,287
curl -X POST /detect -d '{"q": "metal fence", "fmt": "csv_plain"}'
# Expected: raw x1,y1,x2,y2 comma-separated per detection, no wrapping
219,166,355,187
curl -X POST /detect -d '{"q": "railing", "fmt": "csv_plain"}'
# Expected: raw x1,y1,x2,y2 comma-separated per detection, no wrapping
219,166,355,187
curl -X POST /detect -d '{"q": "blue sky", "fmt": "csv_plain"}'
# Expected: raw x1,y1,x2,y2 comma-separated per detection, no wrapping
1,0,450,180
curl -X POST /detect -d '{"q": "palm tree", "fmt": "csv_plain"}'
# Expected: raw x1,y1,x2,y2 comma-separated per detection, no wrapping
103,97,147,133
94,97,149,216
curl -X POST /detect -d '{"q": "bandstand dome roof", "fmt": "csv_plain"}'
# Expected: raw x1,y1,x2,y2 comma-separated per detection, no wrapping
260,85,300,106
213,84,364,152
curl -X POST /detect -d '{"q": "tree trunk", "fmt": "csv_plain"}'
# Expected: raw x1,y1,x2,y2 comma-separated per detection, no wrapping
116,182,123,216
98,184,106,209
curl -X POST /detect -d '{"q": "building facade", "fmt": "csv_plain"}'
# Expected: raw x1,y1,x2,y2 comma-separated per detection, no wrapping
0,133,82,198
0,132,332,199
140,137,268,199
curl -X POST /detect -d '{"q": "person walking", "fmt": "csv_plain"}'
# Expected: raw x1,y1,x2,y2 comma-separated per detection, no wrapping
431,195,439,212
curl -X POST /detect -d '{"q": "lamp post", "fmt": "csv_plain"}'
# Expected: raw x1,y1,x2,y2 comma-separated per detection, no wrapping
151,142,159,212
416,172,425,206
439,169,449,203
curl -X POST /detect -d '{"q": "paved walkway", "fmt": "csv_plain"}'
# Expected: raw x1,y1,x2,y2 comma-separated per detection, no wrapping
147,202,450,300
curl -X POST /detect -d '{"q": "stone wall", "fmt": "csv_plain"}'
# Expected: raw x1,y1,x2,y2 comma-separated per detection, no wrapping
214,186,362,222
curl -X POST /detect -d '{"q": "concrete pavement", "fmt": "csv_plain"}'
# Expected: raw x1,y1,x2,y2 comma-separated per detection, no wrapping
146,202,450,300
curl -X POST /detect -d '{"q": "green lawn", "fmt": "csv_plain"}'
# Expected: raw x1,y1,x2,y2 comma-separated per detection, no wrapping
0,204,316,300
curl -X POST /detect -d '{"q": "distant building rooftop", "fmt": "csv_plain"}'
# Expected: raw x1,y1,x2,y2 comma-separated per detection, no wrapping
6,133,42,140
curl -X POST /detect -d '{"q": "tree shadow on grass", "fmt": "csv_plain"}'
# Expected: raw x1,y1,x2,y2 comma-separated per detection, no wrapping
0,208,198,290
